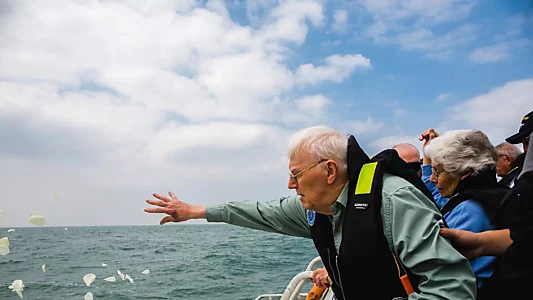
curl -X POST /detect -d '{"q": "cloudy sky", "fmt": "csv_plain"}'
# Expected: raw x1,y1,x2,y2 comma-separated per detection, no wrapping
0,0,532,227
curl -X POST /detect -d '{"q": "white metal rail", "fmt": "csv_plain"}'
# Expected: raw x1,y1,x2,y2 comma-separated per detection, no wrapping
255,256,329,300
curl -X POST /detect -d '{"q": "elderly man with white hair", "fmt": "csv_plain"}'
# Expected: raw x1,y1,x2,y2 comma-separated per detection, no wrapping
419,128,509,295
146,125,476,300
494,142,523,188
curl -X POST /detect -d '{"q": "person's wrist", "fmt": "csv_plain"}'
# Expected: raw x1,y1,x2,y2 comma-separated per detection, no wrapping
190,205,206,219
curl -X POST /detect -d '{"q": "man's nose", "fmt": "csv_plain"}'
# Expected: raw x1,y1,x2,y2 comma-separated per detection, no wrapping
288,178,297,189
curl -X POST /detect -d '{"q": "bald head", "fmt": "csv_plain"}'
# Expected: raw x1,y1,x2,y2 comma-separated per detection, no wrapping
393,143,421,163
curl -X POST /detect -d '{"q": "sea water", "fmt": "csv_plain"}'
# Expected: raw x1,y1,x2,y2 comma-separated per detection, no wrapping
0,224,319,299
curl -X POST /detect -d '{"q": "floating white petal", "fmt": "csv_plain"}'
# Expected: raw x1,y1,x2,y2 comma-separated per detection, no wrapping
101,263,107,267
0,237,9,255
42,264,46,272
65,228,68,230
84,292,93,300
141,269,150,275
9,280,24,298
83,273,96,287
117,270,125,281
53,192,60,200
0,210,4,222
125,274,134,283
104,276,116,282
28,211,46,226
7,229,15,233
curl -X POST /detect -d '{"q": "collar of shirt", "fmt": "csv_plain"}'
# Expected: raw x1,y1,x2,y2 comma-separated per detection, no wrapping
332,181,349,211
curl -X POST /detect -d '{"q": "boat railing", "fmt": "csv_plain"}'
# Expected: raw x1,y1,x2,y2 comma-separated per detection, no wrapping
255,256,331,300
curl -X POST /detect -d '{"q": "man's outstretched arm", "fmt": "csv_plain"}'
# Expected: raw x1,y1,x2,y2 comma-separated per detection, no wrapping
145,192,311,238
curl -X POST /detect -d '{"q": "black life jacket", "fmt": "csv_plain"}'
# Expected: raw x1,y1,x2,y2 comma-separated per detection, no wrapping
308,135,439,300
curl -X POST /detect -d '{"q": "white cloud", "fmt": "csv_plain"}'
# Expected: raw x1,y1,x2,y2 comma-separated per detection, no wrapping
258,0,325,44
469,43,511,63
276,94,333,125
356,0,478,59
441,78,533,144
394,108,408,117
396,24,478,60
296,54,372,85
357,0,476,24
369,135,423,154
344,117,384,135
471,14,533,64
434,92,452,103
331,9,349,32
0,0,372,226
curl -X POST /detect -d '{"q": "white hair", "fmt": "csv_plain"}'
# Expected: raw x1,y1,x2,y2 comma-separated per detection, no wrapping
494,142,522,160
287,126,348,170
424,129,497,177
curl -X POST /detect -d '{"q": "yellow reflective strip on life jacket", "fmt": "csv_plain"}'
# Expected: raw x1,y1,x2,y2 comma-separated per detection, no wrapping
355,162,378,195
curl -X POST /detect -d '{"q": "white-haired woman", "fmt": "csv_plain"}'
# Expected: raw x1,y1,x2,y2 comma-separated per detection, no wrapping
419,128,508,295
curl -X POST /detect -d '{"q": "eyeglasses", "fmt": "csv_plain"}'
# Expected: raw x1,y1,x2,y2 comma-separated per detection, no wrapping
289,159,328,184
431,168,447,179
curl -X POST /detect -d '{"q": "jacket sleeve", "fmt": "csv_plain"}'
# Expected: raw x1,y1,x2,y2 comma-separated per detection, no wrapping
205,195,312,238
382,185,477,300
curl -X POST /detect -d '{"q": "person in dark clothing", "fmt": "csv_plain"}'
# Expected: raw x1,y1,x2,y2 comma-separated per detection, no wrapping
500,110,532,188
505,110,532,153
496,150,524,188
440,132,533,300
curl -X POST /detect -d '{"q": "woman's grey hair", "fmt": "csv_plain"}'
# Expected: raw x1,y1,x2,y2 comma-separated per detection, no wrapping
424,129,497,177
287,126,348,170
494,142,522,160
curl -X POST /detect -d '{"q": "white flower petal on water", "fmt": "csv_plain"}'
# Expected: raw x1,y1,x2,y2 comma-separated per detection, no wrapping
125,274,134,283
0,245,9,255
0,237,9,255
84,292,93,300
53,192,60,200
9,280,24,298
104,276,116,282
7,229,15,232
141,269,150,275
28,211,46,226
42,264,46,272
117,270,125,280
101,263,107,267
0,210,4,222
65,228,68,230
83,273,96,287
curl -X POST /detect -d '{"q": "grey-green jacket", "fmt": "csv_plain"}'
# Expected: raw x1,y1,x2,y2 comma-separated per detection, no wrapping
206,174,476,299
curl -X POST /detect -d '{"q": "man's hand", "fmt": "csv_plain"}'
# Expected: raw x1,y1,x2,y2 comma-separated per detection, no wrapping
144,192,206,225
310,267,331,288
440,228,484,260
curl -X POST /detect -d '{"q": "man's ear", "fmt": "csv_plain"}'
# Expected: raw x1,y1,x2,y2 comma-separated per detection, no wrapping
326,160,338,184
